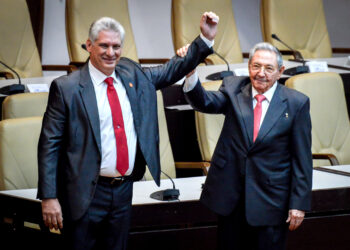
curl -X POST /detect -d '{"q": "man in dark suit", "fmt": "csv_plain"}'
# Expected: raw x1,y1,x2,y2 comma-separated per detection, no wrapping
179,42,313,249
37,12,219,250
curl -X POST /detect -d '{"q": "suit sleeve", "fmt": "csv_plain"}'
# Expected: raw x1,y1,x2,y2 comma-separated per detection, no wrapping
37,80,66,199
143,36,213,90
184,78,229,114
289,98,313,211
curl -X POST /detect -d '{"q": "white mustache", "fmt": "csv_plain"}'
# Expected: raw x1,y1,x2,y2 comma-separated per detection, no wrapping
255,78,267,82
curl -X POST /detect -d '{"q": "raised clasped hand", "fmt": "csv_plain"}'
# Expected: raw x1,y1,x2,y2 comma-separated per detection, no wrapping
200,11,219,41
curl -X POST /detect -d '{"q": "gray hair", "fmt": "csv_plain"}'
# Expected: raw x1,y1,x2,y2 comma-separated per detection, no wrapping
248,42,283,69
89,17,125,44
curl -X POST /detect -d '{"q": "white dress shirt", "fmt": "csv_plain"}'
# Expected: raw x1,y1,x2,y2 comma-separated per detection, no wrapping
251,82,277,128
89,61,137,177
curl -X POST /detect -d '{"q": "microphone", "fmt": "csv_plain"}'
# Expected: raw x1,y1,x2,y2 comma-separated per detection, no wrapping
206,51,235,81
0,61,25,95
150,170,180,201
81,44,87,51
271,34,309,76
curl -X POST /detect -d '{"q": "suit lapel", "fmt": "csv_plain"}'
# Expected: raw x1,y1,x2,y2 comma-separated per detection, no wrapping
79,64,102,154
115,66,141,130
236,83,254,145
254,84,287,145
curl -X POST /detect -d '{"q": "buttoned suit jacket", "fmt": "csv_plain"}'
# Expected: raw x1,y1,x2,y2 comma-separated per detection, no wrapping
37,36,213,221
185,76,313,226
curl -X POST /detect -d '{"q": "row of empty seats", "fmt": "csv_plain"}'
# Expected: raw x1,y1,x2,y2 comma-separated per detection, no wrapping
2,0,349,79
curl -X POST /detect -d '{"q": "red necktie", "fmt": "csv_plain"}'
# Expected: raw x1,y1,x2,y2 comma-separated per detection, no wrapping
104,77,129,176
253,94,266,142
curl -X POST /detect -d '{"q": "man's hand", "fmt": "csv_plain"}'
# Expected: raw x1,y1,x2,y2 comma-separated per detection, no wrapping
200,11,219,41
176,44,196,78
286,209,305,231
177,44,190,58
42,198,63,230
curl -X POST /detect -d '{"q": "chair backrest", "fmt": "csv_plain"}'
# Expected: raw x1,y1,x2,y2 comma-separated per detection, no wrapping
171,0,243,64
66,0,139,63
0,0,43,78
195,81,225,162
2,92,48,119
260,0,332,59
143,91,176,180
285,72,350,165
0,117,42,190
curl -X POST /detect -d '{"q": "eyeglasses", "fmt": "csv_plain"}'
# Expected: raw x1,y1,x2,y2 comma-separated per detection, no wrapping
250,64,277,74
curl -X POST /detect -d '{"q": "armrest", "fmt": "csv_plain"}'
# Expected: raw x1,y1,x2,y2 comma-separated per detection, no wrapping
139,58,169,64
69,59,170,67
242,52,249,59
42,64,77,73
69,61,86,68
279,50,304,61
332,48,350,54
312,153,339,166
279,50,295,56
204,58,214,65
0,71,14,79
175,161,210,175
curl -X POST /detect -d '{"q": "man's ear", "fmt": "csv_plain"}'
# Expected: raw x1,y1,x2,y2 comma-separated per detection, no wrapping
86,39,92,52
278,65,285,76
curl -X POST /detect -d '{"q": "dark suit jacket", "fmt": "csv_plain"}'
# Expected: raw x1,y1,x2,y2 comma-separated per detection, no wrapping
37,36,212,221
185,76,313,226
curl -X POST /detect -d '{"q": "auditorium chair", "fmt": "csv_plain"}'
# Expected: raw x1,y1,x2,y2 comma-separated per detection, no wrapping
0,0,75,79
260,0,350,59
193,81,224,174
285,72,350,166
171,0,243,65
0,117,42,190
143,91,207,180
66,0,167,66
1,92,48,120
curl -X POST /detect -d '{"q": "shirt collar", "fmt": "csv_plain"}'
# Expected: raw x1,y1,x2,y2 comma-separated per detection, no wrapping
252,81,278,103
88,60,117,86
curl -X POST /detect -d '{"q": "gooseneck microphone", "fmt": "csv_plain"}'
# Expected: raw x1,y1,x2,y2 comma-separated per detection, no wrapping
271,34,309,76
150,170,180,201
206,51,235,81
271,34,304,61
0,60,25,95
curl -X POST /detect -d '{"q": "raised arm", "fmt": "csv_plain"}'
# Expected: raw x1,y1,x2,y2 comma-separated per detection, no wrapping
143,12,219,90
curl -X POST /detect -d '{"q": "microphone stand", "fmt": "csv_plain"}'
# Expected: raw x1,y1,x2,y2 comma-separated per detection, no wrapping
271,34,309,76
0,61,25,95
206,51,235,80
150,171,180,201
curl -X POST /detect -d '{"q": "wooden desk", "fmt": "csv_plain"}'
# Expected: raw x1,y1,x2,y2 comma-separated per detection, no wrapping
314,165,350,177
0,76,57,90
321,165,350,173
1,170,350,250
